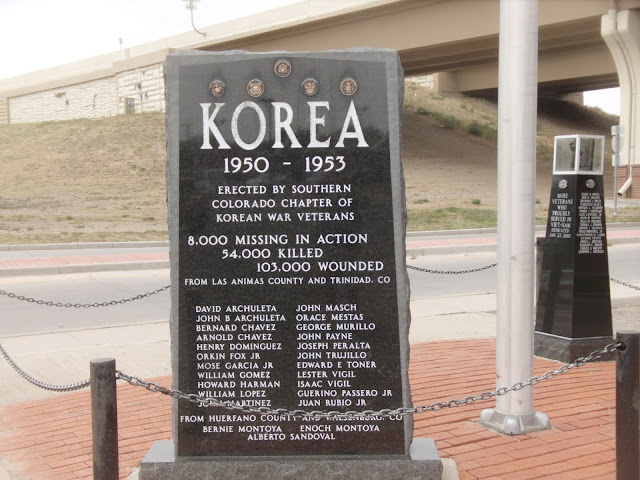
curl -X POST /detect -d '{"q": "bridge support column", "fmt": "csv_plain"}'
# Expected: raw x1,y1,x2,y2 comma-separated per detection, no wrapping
479,0,550,436
602,9,640,198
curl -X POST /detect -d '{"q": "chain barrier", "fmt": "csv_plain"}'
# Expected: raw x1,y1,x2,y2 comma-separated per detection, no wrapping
407,263,497,275
0,285,170,308
0,343,90,392
611,277,640,292
406,263,640,293
1,269,637,305
115,341,622,419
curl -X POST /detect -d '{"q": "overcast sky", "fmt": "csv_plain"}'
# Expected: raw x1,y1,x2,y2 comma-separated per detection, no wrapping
0,0,298,78
0,0,620,115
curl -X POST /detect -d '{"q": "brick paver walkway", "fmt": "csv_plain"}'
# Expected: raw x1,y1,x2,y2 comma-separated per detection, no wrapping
0,339,617,479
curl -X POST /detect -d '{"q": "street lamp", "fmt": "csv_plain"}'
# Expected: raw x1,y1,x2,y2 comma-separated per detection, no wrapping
182,0,206,37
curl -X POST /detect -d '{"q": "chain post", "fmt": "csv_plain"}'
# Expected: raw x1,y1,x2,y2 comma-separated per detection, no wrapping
616,331,640,480
91,358,119,480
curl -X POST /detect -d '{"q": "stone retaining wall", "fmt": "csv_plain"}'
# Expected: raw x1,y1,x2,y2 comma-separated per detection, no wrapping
9,76,117,124
0,98,8,125
406,75,434,89
6,62,164,124
116,63,165,115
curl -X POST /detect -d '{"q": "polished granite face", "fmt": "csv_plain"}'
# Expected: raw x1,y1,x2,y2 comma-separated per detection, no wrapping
536,174,612,340
165,50,410,457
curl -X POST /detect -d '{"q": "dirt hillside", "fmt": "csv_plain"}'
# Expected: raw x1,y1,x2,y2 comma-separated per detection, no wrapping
0,86,630,244
402,95,620,215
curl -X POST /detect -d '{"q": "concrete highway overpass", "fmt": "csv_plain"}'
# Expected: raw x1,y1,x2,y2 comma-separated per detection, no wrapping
0,0,639,191
186,0,638,98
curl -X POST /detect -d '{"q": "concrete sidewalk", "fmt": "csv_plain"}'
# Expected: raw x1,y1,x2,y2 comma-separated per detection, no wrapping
0,229,639,479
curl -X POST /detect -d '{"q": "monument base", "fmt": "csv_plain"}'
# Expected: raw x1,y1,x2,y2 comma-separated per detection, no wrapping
479,409,550,435
139,438,443,480
534,331,615,363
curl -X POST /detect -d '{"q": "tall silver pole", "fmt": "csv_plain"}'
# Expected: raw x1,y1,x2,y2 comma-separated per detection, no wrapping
612,125,623,217
480,0,549,435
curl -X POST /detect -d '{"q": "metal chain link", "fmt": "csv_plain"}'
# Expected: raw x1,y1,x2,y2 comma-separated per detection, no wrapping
611,277,640,291
407,263,640,294
116,341,622,419
0,343,90,392
407,263,497,275
0,285,170,308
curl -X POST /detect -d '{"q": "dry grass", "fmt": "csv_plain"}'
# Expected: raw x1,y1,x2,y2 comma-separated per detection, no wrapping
0,113,167,244
0,86,636,244
402,81,640,228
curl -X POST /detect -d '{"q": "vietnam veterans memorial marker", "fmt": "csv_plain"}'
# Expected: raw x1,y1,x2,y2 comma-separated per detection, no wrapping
535,135,613,363
140,49,441,479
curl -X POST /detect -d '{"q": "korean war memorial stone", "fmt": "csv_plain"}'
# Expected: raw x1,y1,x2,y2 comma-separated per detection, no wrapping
139,50,442,479
535,135,613,363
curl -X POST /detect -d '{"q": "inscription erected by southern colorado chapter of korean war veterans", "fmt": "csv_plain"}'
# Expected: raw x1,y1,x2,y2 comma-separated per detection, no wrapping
166,51,409,458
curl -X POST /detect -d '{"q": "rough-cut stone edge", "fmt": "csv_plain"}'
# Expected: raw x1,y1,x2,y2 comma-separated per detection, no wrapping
164,48,416,458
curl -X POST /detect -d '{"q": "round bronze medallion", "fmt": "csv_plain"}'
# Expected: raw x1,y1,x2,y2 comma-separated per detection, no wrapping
274,60,292,77
340,77,357,96
247,79,264,97
559,179,568,189
302,78,319,97
586,179,595,188
209,79,226,97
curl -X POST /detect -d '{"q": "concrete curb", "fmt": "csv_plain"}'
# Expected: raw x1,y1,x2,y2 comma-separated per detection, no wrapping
0,241,169,252
404,222,640,238
0,260,169,277
0,230,637,276
406,234,640,257
1,223,637,250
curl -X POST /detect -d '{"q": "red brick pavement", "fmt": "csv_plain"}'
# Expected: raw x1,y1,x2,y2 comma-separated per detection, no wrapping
0,339,618,479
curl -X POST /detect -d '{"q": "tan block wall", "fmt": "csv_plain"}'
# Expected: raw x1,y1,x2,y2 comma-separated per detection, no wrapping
9,77,117,124
0,98,8,125
616,165,640,199
6,63,165,124
406,75,434,89
116,63,165,115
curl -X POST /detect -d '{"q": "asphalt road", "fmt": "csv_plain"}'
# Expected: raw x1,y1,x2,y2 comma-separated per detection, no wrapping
0,244,638,336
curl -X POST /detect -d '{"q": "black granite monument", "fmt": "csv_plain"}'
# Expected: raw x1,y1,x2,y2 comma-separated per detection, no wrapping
139,49,442,479
535,135,614,362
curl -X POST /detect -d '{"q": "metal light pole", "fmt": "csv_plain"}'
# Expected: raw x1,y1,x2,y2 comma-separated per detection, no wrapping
480,0,550,435
183,0,206,37
612,125,623,216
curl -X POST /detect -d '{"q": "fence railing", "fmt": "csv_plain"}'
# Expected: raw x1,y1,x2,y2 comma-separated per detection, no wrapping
1,259,639,479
